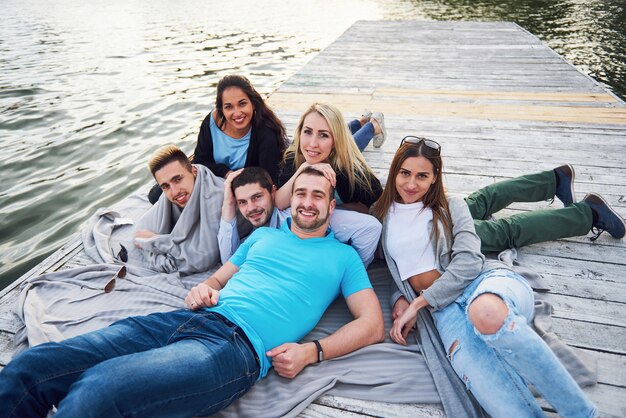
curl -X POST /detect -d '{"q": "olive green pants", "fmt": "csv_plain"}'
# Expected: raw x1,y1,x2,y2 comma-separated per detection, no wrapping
466,169,592,253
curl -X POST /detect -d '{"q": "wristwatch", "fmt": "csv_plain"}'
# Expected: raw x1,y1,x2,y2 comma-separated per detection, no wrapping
312,339,324,363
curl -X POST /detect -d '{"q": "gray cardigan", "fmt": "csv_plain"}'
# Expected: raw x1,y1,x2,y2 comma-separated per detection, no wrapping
382,195,498,417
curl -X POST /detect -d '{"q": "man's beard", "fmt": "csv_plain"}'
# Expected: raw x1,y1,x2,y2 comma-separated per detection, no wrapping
245,208,270,227
292,205,328,232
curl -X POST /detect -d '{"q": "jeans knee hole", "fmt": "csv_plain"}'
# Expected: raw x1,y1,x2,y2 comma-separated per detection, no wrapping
448,340,460,363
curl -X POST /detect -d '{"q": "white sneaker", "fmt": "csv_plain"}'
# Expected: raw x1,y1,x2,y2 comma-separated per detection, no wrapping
371,112,387,148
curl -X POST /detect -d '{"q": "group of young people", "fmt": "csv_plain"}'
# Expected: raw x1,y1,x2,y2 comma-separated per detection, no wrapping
2,74,624,417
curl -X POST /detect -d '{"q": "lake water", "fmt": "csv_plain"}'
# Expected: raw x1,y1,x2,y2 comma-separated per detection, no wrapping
1,0,624,290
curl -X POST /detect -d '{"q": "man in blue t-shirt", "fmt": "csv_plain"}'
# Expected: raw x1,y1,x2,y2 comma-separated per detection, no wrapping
217,166,382,266
0,167,385,418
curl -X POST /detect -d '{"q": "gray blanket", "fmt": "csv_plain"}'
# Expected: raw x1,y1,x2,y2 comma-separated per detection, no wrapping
82,164,224,275
15,165,225,351
15,264,210,351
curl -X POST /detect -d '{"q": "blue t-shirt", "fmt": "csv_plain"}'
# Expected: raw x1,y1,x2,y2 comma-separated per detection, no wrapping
208,219,371,379
210,111,251,170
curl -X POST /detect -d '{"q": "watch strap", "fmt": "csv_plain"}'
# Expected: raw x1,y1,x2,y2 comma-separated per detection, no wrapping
312,339,324,363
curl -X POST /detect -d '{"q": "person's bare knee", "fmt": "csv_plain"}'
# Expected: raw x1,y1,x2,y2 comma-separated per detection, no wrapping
468,293,508,335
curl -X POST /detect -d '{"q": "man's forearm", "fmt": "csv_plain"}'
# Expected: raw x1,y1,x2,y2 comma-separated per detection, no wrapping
317,313,384,361
217,218,238,265
203,275,225,290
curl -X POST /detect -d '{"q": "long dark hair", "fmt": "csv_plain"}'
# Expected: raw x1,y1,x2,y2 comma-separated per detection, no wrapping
372,140,453,251
215,75,288,153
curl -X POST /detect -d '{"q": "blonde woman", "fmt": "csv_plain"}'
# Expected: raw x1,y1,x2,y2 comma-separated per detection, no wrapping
276,103,382,213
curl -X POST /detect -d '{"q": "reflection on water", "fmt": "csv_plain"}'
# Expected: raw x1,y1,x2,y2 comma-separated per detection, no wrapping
0,0,624,289
380,0,626,99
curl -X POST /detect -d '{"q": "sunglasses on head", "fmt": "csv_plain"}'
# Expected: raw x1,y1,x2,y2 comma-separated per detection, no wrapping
400,136,441,153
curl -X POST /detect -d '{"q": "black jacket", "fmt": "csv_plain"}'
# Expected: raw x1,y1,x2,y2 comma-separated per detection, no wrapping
278,154,382,208
192,112,282,183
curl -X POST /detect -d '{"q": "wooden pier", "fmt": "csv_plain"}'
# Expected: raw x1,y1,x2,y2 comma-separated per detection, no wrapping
1,21,625,417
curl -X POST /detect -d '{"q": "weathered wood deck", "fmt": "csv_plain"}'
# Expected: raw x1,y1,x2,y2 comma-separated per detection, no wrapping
1,21,625,417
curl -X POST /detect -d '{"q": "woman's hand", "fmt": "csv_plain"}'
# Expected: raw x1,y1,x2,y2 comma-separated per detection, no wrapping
390,304,418,346
276,162,336,210
392,296,410,320
307,163,336,187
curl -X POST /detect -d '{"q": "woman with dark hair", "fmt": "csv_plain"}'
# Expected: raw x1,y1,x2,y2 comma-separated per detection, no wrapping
193,75,288,181
373,137,597,417
149,75,287,203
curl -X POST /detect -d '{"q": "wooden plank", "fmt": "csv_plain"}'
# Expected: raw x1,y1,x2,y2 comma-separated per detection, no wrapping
301,403,372,418
269,92,626,125
0,289,20,333
542,383,626,418
309,396,444,418
0,331,15,369
375,88,619,103
541,293,626,327
0,235,83,299
579,349,626,388
551,318,625,355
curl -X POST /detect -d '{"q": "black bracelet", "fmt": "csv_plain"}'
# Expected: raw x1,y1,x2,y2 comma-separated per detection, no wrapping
312,339,324,363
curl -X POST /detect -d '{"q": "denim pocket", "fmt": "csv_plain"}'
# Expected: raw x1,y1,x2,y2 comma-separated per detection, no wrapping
232,330,258,378
175,312,207,334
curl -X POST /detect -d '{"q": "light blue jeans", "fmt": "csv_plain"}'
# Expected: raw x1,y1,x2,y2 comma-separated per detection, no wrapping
0,310,259,418
348,119,375,151
433,269,597,418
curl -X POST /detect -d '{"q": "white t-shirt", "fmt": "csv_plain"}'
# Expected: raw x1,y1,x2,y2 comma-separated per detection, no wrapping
387,201,437,281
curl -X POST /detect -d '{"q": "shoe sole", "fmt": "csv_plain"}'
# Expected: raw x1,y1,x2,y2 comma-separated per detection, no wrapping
372,114,387,148
557,164,576,205
565,163,576,204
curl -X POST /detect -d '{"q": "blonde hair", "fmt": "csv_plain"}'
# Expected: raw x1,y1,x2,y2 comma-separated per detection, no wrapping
284,102,376,198
148,144,192,177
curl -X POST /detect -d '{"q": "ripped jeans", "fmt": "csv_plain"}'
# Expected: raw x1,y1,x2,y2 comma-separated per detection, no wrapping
432,269,597,418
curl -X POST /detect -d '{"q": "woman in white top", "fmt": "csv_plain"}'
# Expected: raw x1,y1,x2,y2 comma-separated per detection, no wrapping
372,137,596,417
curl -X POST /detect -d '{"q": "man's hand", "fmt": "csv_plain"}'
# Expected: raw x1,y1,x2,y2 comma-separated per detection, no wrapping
392,296,410,320
222,168,244,222
390,304,417,346
185,282,219,310
134,229,156,239
266,342,316,379
134,229,156,248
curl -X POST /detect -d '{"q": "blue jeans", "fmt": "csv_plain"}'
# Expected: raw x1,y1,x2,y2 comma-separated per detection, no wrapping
348,119,375,151
0,310,259,418
433,269,597,418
